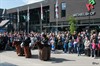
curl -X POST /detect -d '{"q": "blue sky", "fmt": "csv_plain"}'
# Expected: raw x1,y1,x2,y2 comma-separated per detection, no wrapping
0,0,43,9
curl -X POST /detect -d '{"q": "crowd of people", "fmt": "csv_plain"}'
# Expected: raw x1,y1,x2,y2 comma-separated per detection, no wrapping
0,30,100,58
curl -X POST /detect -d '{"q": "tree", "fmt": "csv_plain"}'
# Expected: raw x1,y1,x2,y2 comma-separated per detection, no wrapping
68,16,76,34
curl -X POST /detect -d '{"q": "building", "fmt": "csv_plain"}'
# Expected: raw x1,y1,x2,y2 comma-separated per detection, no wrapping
0,9,3,22
7,0,100,32
0,8,14,32
0,8,7,32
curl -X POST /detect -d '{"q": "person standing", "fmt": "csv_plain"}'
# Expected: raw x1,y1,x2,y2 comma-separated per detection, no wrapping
77,34,83,56
91,39,97,58
84,36,90,56
2,32,9,50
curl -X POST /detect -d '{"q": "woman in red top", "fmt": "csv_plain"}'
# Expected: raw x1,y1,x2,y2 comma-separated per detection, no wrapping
91,39,96,58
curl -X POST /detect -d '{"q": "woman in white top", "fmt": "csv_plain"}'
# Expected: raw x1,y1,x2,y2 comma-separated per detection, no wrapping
84,36,90,56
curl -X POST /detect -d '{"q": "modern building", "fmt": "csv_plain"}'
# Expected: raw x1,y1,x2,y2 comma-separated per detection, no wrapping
0,9,3,22
0,8,14,32
7,0,100,32
0,9,7,32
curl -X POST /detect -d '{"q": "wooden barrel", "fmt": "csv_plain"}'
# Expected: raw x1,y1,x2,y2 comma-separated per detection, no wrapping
13,41,24,56
39,45,51,61
24,46,31,58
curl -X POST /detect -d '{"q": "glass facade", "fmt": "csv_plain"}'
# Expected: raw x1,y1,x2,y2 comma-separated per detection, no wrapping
61,2,66,17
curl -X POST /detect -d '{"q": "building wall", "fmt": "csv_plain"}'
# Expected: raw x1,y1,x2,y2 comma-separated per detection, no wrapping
7,0,100,23
50,0,100,22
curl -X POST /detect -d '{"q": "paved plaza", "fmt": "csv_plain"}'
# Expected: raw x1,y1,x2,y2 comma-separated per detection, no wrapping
0,50,100,66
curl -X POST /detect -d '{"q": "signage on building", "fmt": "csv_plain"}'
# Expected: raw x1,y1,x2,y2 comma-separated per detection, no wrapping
73,0,96,17
73,11,96,17
86,0,96,11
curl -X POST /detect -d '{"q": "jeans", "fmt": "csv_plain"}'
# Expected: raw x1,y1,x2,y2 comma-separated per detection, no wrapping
73,44,77,53
77,47,81,56
91,49,96,57
63,43,68,53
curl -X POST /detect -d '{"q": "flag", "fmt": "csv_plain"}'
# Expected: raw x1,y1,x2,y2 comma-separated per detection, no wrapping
27,6,30,21
55,0,58,18
41,3,43,20
86,4,94,11
17,8,19,22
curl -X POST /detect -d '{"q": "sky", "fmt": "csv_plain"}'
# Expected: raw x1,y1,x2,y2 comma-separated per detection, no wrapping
0,0,43,9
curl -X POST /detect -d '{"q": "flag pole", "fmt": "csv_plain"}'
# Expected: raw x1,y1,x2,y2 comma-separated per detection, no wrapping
55,0,58,35
40,3,43,32
27,6,30,34
17,8,19,32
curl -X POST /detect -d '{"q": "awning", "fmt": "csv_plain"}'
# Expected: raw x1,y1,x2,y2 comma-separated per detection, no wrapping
0,20,9,27
43,25,70,28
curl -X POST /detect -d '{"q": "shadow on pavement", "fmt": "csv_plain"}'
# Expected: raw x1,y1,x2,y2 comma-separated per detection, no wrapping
30,54,75,63
48,57,75,63
31,54,39,59
0,62,17,66
0,50,4,53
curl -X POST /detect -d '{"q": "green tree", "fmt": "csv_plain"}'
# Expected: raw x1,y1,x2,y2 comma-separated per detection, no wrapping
68,16,76,34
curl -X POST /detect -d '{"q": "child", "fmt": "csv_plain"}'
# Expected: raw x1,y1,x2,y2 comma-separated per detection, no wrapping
68,40,73,53
91,39,96,58
50,38,55,53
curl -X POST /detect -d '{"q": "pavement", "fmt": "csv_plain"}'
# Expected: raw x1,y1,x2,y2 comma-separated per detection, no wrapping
0,50,100,66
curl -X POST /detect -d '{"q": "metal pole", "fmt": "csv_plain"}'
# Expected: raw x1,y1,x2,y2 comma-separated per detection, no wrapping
27,6,30,33
56,16,58,34
55,0,58,35
17,8,19,32
40,19,42,32
40,3,43,32
89,10,90,29
45,10,47,33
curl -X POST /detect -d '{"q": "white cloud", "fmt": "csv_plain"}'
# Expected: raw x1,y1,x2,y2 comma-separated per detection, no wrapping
22,0,43,4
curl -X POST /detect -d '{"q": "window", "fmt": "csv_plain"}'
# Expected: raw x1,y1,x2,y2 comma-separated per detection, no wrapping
61,2,66,17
